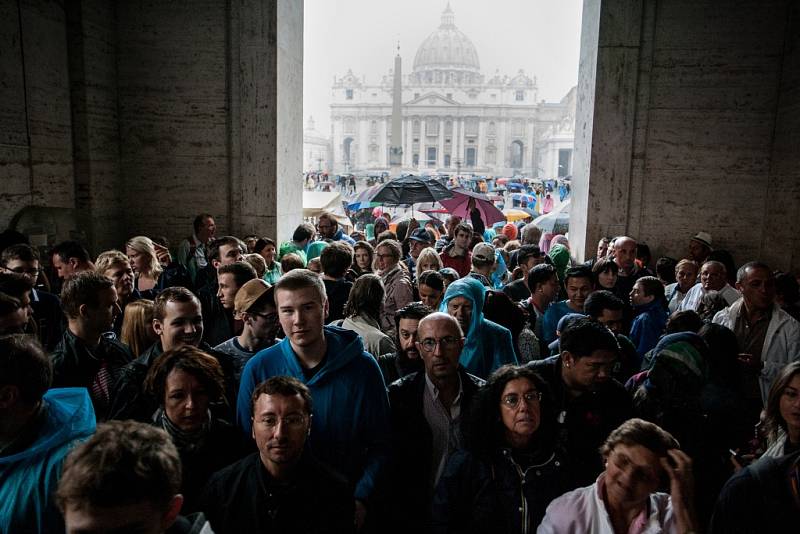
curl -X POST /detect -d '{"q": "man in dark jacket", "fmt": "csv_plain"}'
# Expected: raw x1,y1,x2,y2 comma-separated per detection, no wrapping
202,376,353,533
377,302,432,385
108,287,236,422
527,317,632,487
196,236,246,346
236,269,390,531
320,242,353,324
387,312,484,531
51,271,132,421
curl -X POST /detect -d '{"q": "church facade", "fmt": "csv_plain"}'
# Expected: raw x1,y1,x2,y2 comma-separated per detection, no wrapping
330,4,575,178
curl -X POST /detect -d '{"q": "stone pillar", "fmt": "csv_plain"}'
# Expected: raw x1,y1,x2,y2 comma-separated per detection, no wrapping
459,118,466,167
527,120,536,173
476,120,486,168
380,117,388,167
437,118,445,168
405,118,413,166
452,119,460,167
230,0,303,242
419,118,427,169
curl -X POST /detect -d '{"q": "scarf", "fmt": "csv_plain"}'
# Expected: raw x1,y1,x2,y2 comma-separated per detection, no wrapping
155,407,211,453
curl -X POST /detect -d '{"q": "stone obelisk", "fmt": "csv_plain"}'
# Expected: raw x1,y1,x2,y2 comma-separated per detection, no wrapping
389,44,403,177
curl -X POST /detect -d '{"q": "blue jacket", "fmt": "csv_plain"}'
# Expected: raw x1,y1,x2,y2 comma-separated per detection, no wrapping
236,326,390,501
630,299,669,360
540,300,576,346
0,388,96,534
440,277,518,379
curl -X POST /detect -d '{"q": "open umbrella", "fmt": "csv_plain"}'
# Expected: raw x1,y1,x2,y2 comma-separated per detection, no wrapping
368,174,453,205
533,199,570,234
439,188,505,226
503,208,535,222
346,184,382,210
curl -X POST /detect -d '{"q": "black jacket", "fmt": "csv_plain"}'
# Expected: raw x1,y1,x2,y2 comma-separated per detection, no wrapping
323,278,353,324
387,369,484,530
197,281,235,347
526,355,633,487
51,328,133,421
108,341,237,423
431,447,569,533
200,451,354,534
30,288,63,350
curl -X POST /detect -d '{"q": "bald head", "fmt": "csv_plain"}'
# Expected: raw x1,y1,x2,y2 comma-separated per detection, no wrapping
417,312,463,340
613,236,637,272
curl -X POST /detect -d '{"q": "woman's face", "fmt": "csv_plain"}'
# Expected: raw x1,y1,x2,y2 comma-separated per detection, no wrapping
598,268,617,289
164,369,210,433
779,374,800,436
604,443,661,507
499,378,541,447
375,247,397,272
126,246,147,274
418,259,439,274
354,248,371,270
259,244,276,264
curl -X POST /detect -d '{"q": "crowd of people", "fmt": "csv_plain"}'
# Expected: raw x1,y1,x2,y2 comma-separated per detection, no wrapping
1,210,800,534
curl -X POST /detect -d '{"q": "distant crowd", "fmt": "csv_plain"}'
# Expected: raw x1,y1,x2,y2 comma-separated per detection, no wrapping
1,211,799,533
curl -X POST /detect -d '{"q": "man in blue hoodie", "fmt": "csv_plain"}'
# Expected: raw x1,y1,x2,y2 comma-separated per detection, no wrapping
629,275,669,361
0,334,96,534
237,269,390,531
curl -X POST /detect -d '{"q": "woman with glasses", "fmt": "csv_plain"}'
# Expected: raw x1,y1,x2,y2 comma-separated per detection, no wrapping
539,418,697,534
144,345,249,514
431,365,569,532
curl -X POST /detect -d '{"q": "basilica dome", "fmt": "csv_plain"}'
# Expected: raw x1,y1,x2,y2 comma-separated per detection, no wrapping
412,4,481,84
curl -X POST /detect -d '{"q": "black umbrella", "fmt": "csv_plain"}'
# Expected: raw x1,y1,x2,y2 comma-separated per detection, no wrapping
369,174,454,206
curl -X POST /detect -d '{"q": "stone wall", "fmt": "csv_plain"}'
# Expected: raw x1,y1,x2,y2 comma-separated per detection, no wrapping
574,0,800,272
0,0,303,255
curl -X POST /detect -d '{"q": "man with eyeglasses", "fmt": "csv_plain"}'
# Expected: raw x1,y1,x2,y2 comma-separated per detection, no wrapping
316,211,355,245
215,279,280,381
1,244,63,349
387,312,485,530
201,376,353,533
236,269,390,531
527,318,633,488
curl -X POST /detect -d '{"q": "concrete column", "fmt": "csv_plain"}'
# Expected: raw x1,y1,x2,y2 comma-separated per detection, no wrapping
437,118,445,168
527,121,536,173
230,0,303,242
405,118,413,166
459,118,466,167
419,118,427,168
452,119,460,166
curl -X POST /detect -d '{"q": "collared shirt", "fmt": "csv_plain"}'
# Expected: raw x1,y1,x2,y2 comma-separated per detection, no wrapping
678,282,741,311
734,305,773,401
423,373,464,488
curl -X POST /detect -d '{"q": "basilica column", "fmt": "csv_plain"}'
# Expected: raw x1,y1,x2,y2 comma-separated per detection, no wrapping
404,118,413,166
437,118,445,168
451,119,459,168
527,120,536,174
419,117,427,169
458,118,466,168
477,120,486,168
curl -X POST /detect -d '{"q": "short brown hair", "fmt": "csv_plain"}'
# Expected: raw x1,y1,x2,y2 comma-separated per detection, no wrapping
600,418,679,458
280,253,305,273
0,334,51,404
217,261,257,287
153,287,199,322
0,272,33,315
274,269,326,304
636,276,665,300
251,375,313,415
320,242,354,278
60,271,114,319
57,420,181,511
144,346,225,405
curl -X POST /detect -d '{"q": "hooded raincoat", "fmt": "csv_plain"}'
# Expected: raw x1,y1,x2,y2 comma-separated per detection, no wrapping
236,326,390,502
0,388,96,534
440,277,518,379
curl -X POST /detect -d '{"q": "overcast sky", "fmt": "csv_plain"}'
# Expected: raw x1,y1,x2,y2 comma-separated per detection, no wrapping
303,0,584,136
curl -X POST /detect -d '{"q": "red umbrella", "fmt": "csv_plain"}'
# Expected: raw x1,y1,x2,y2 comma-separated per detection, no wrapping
439,188,505,226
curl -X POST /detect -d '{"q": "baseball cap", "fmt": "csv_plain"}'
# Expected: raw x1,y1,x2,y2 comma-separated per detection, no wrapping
234,279,275,315
691,232,713,249
409,228,434,244
472,242,495,263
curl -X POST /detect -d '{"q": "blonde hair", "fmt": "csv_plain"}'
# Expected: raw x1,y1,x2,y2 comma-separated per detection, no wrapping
415,247,443,279
120,299,155,357
95,250,130,274
125,236,163,279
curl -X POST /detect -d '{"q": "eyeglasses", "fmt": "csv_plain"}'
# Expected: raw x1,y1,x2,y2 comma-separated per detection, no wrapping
418,336,459,353
5,267,40,275
501,391,542,408
251,312,278,322
255,414,306,428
